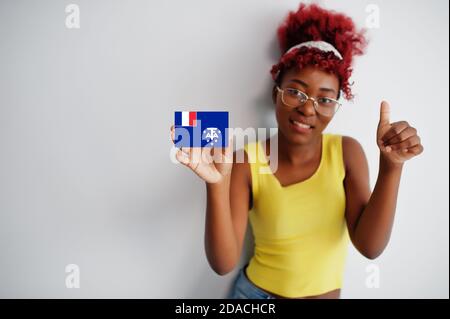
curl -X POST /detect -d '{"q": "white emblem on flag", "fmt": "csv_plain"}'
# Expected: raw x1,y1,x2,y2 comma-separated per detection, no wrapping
202,127,222,146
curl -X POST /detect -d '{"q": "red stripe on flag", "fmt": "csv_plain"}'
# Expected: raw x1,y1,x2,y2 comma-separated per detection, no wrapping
189,112,197,126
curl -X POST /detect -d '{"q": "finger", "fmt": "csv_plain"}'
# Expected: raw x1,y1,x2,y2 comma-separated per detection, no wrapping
201,146,215,165
190,147,204,165
388,135,421,151
215,133,233,157
176,148,191,166
384,127,417,146
180,146,191,156
170,125,175,143
381,121,410,143
223,134,234,163
211,147,224,163
379,101,390,127
405,144,424,156
181,146,202,166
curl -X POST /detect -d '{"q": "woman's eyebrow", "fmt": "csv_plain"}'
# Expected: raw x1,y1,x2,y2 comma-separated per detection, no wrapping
288,79,308,87
319,87,337,94
288,79,336,94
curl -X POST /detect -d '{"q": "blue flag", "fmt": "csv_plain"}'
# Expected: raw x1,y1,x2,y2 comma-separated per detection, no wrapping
174,111,229,147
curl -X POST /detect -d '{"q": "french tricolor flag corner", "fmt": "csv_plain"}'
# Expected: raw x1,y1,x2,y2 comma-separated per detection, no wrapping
174,111,197,127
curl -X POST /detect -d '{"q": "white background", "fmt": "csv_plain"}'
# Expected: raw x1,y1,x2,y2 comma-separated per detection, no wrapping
0,0,448,298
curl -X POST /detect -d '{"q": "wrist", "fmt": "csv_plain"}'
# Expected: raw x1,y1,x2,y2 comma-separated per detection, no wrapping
206,174,231,189
379,153,404,172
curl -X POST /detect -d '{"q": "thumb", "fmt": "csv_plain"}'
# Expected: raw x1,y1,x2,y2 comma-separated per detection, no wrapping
379,101,390,127
222,132,234,162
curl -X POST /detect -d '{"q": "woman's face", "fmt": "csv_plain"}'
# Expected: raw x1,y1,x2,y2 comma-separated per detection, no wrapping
273,65,340,145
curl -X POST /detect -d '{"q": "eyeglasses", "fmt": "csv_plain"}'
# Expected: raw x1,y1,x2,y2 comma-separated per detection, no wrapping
276,86,341,117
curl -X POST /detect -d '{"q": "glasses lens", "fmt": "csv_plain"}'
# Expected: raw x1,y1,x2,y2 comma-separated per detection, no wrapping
317,98,340,116
282,88,308,107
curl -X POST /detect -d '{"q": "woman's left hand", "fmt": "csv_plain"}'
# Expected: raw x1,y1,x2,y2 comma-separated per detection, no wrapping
376,101,424,165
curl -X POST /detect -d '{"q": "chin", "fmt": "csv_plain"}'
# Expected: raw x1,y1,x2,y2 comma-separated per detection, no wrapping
280,122,318,145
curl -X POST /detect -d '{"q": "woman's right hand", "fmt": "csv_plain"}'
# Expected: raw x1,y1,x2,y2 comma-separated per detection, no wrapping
170,125,233,184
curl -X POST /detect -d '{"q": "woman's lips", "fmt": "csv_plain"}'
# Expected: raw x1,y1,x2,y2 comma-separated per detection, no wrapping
289,119,314,134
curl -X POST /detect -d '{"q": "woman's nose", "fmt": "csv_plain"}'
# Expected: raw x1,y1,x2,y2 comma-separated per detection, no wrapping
296,99,316,116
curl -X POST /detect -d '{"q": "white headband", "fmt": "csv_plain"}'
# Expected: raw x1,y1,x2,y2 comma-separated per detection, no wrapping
285,40,343,60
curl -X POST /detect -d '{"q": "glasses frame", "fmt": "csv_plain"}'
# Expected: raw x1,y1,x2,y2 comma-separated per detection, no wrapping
276,86,342,117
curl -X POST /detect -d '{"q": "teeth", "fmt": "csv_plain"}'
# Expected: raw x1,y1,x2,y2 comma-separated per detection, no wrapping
293,120,311,129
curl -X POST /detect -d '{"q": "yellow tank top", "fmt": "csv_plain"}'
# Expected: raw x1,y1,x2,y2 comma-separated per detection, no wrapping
244,133,349,298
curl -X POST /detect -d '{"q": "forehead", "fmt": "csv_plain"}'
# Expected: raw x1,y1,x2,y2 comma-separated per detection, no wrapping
282,65,339,89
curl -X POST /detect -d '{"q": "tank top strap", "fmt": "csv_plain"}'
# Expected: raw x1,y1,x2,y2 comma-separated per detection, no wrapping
322,134,345,180
243,140,269,199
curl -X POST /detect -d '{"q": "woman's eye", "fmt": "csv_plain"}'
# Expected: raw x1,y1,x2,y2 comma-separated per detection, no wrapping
319,98,334,104
286,89,300,96
287,89,307,101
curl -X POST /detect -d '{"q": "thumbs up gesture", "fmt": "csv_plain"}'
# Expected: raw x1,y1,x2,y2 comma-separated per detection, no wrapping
377,101,424,165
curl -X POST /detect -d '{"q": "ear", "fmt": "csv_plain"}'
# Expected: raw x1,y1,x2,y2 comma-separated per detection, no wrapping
272,85,278,105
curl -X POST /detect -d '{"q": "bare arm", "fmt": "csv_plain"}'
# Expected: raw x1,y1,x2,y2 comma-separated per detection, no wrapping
343,101,424,259
343,136,403,259
170,126,251,275
205,152,251,275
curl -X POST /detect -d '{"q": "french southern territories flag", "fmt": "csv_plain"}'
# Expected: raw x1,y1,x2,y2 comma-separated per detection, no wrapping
174,111,229,147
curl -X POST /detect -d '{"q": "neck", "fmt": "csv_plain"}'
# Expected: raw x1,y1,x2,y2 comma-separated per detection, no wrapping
277,130,322,165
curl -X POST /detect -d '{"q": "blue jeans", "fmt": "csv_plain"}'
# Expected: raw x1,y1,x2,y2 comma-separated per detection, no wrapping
227,265,276,299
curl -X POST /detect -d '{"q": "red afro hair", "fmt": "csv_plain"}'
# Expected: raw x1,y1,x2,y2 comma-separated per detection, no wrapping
271,3,367,100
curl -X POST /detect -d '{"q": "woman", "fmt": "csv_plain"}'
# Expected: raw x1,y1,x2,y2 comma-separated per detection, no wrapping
170,3,423,299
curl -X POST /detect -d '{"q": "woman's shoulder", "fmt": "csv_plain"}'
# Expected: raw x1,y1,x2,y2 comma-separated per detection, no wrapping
232,144,253,193
341,135,364,153
340,135,367,173
324,133,362,149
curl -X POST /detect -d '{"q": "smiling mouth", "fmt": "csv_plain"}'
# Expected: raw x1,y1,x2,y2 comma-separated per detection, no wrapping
289,119,314,129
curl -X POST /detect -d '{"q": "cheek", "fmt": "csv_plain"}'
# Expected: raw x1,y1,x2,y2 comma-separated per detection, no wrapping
275,105,289,126
315,116,332,131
